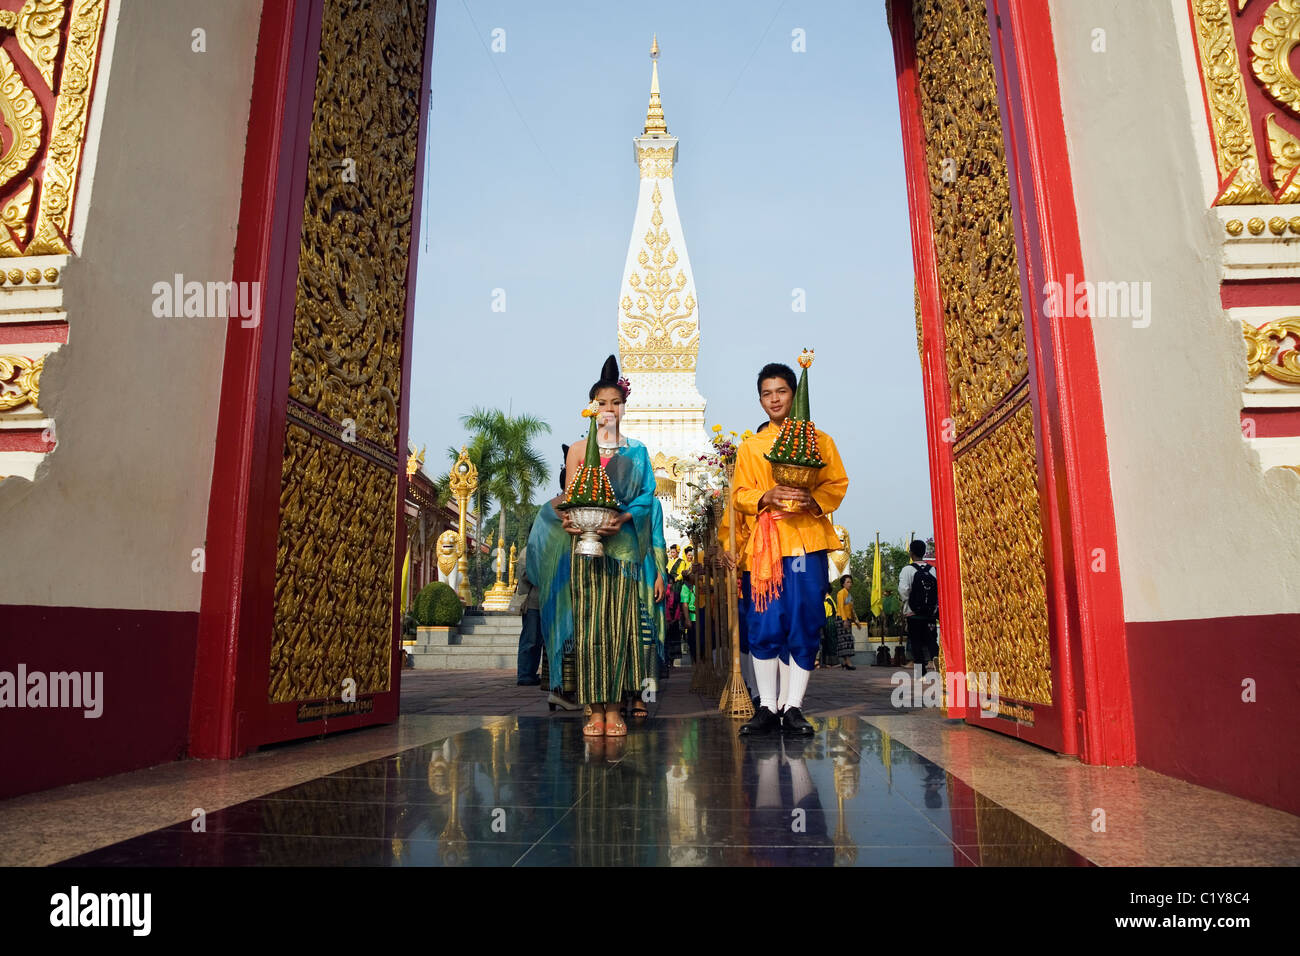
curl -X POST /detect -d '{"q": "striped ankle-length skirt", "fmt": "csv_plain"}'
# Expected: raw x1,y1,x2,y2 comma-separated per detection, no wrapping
571,553,645,705
835,619,855,657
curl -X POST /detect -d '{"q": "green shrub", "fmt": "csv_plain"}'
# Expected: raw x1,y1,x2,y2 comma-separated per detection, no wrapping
414,581,463,627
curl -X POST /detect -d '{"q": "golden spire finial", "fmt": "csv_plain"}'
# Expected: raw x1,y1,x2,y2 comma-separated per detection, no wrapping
644,35,667,135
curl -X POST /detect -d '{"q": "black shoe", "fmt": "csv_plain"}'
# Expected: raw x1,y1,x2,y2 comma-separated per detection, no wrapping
516,677,541,686
780,706,815,736
739,706,780,737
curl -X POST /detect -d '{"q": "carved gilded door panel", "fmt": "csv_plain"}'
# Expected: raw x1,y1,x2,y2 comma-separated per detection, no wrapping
899,0,1068,752
228,0,434,751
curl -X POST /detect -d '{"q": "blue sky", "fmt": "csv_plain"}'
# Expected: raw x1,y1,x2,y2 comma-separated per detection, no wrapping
410,0,932,545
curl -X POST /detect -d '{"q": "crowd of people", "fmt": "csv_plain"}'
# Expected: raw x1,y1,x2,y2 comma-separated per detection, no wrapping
510,353,942,738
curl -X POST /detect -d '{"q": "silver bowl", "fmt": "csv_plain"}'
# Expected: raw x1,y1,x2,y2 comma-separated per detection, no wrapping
566,505,620,557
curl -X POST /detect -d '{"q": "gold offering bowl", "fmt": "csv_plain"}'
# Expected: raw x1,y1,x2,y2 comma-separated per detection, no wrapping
769,462,823,511
564,505,620,557
770,462,820,488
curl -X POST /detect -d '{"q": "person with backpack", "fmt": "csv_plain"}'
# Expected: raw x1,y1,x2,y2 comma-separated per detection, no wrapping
898,539,939,675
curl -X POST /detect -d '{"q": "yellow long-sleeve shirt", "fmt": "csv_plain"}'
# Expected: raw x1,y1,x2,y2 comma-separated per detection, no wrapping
837,588,857,622
733,424,849,560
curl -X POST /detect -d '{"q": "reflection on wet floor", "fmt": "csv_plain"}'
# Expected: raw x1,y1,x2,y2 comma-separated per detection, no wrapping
58,716,1093,867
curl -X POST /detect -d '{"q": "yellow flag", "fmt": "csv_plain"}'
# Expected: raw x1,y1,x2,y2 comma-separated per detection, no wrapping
400,543,412,613
870,532,883,618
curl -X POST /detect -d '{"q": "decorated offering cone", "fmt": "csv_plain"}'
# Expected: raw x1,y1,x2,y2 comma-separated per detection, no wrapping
557,401,622,556
765,349,827,494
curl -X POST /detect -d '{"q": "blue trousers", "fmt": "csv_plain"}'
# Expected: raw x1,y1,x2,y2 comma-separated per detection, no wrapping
746,550,830,671
516,608,542,681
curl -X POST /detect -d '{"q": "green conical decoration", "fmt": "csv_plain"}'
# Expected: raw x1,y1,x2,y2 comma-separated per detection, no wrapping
583,413,600,468
794,362,810,421
558,404,621,510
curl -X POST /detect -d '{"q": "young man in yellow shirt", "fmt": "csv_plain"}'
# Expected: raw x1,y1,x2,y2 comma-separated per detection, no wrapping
733,363,849,736
717,421,773,705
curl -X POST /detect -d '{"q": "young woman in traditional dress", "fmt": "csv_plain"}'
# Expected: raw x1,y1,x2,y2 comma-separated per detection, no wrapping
527,356,665,736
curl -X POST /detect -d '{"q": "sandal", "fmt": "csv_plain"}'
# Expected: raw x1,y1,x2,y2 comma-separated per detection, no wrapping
605,714,628,737
631,701,649,719
582,712,606,737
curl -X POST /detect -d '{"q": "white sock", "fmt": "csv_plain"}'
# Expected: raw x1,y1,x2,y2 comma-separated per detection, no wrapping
754,656,778,711
785,662,812,711
777,658,791,711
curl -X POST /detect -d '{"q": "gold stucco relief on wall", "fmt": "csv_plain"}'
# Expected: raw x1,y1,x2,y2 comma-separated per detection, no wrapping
0,0,106,257
0,0,109,486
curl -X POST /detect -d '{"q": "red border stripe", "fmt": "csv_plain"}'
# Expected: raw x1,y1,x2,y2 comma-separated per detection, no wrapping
1221,279,1300,309
0,321,68,344
1241,406,1300,438
0,428,55,452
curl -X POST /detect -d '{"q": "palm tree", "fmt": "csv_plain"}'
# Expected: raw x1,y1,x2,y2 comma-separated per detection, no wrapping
461,408,551,562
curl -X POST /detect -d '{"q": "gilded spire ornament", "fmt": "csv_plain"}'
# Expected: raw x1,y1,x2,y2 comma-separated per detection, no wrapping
644,35,668,135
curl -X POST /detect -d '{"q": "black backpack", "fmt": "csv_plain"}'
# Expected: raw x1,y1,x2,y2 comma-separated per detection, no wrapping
908,563,938,620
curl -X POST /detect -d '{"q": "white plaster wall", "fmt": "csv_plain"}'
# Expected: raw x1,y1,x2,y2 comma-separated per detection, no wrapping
1049,0,1300,621
0,0,263,610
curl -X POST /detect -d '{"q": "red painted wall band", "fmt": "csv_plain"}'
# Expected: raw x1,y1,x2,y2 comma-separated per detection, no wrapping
1127,612,1300,816
0,322,68,344
0,428,56,452
0,605,198,800
1221,279,1300,309
1240,407,1300,438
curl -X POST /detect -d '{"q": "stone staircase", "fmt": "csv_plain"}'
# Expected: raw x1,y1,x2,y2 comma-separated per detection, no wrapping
408,612,521,670
407,618,893,671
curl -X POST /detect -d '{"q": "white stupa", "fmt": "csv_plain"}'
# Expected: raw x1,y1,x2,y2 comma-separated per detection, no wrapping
617,37,711,544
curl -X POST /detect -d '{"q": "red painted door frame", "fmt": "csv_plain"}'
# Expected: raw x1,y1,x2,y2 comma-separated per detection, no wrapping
191,0,438,758
987,0,1134,766
889,0,1134,764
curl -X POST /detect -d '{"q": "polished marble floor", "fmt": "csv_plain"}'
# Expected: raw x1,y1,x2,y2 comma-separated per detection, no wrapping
9,664,1299,867
56,715,1091,867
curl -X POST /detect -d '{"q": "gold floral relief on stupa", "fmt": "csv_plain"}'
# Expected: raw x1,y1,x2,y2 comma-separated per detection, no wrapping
0,0,108,256
637,146,674,179
619,181,698,372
